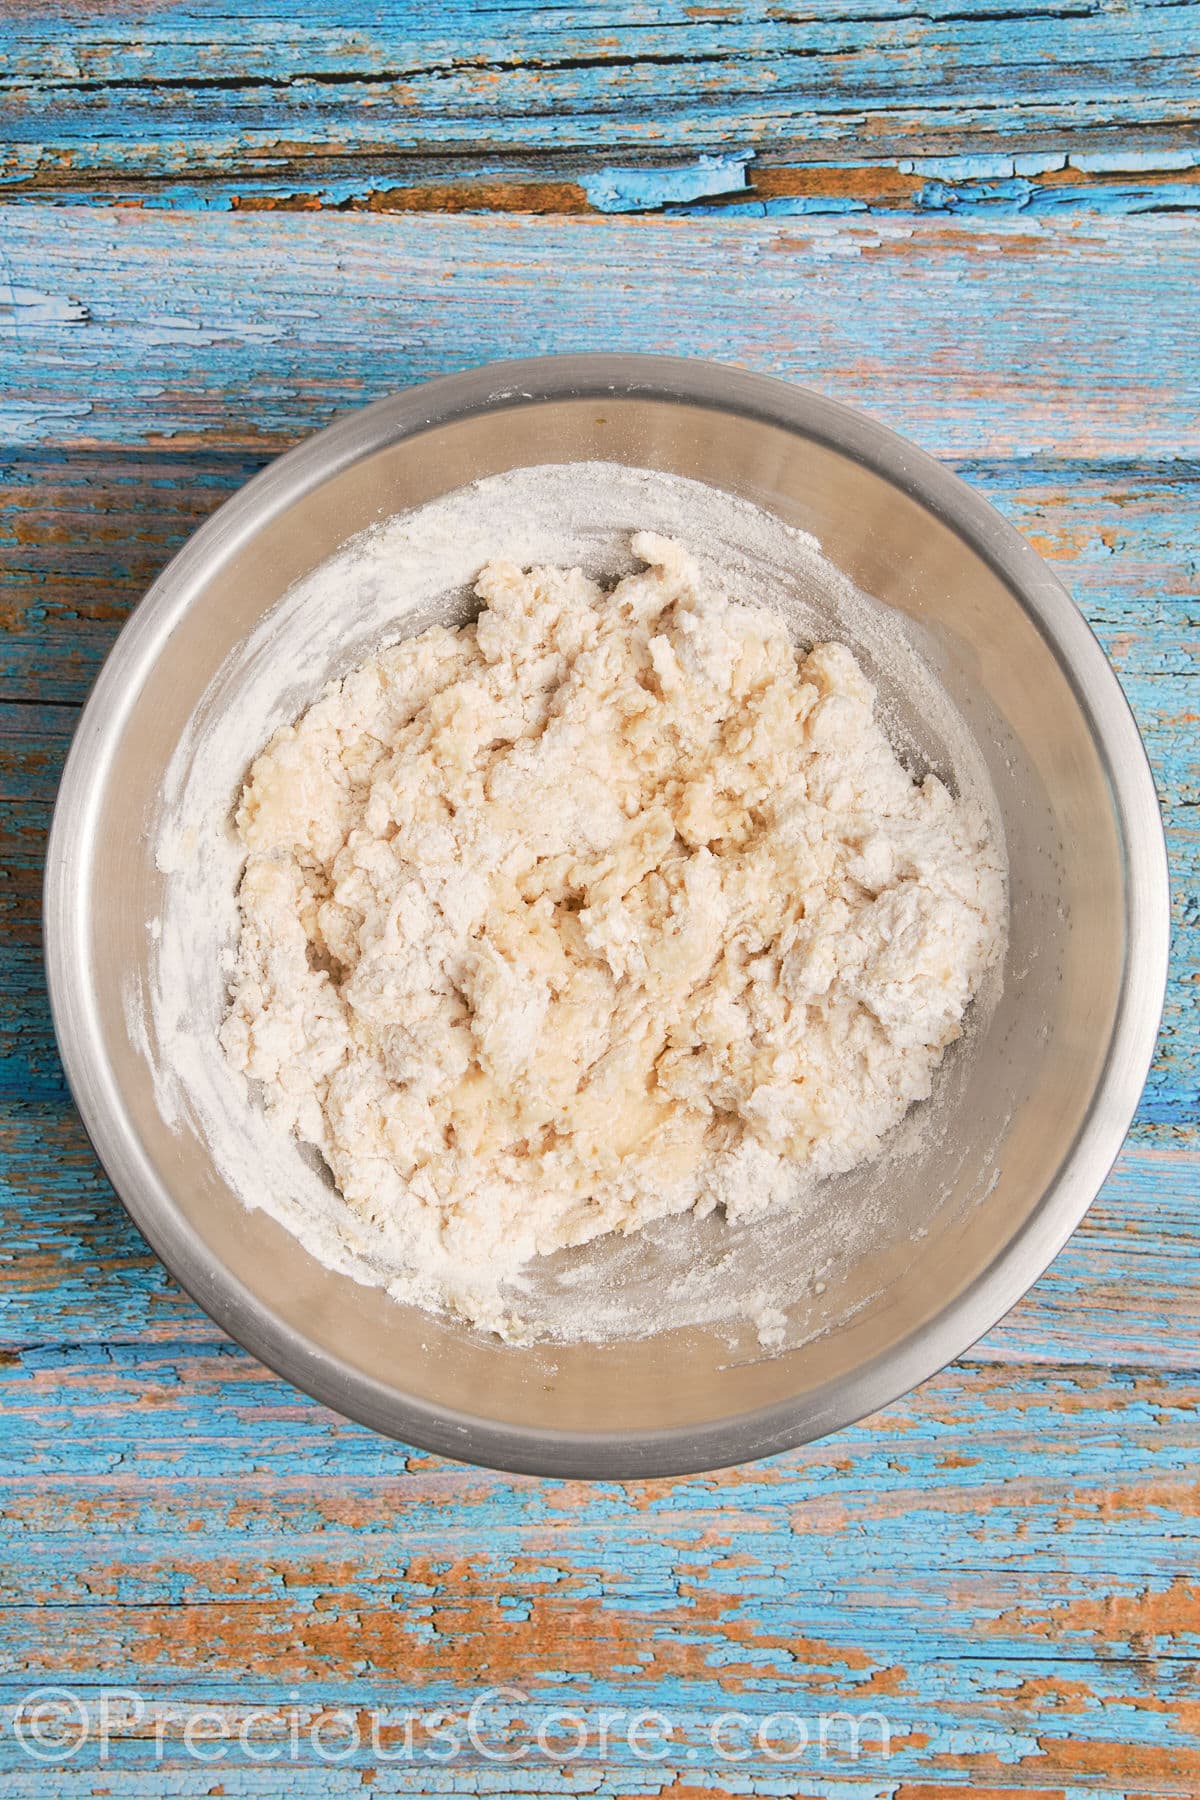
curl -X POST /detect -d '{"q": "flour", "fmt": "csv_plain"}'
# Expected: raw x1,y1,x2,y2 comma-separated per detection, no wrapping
146,463,1008,1348
217,528,1003,1337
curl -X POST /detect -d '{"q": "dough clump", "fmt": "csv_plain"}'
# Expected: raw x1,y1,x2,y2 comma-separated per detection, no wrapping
222,534,1004,1332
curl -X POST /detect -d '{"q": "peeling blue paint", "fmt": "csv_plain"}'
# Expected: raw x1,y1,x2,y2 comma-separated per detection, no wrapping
1069,148,1200,174
0,395,92,440
917,175,1200,217
583,152,754,214
667,196,869,219
900,153,1047,181
0,283,88,326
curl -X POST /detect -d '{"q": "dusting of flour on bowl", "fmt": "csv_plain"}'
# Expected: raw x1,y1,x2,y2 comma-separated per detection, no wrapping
217,529,1003,1338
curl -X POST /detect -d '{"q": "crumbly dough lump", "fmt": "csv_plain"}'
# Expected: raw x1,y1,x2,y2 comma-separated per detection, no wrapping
221,534,1004,1329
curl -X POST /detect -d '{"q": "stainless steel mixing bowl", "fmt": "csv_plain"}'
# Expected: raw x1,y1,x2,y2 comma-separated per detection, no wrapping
44,355,1169,1477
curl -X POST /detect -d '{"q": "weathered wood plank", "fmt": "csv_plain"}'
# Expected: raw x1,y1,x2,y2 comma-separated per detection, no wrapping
0,1357,1197,1789
4,0,1200,206
0,1100,194,1340
0,448,267,704
12,158,1200,221
0,1775,1188,1800
4,209,1198,459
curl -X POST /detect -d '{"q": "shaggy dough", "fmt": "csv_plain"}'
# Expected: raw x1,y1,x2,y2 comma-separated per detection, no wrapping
222,534,1004,1333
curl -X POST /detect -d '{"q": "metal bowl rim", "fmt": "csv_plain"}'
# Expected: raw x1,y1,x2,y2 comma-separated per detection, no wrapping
44,353,1171,1477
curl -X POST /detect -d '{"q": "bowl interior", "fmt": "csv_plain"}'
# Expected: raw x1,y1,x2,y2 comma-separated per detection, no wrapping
55,384,1130,1470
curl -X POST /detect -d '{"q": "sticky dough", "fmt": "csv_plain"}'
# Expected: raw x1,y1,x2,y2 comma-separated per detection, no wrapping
221,533,1004,1334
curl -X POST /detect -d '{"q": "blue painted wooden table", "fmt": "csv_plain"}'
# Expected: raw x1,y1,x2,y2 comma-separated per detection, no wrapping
1,4,1197,1793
